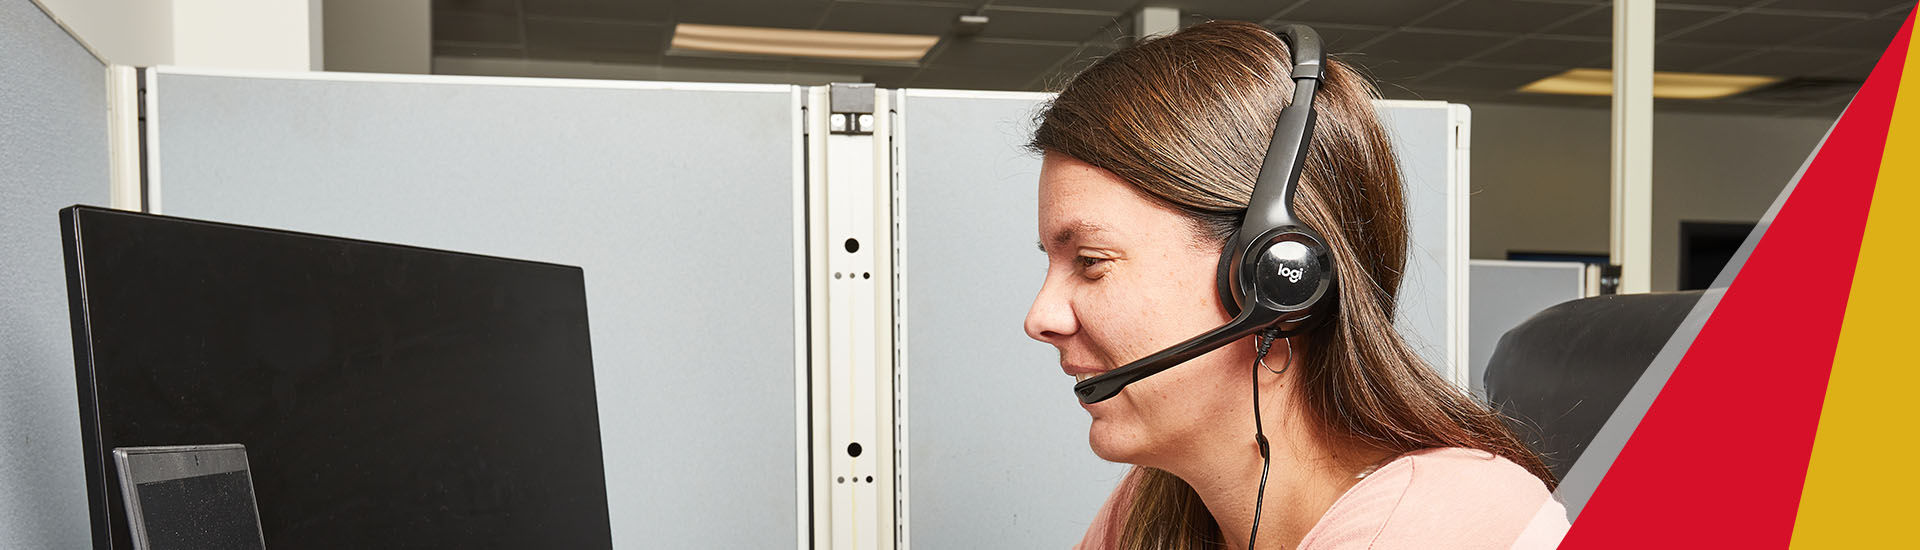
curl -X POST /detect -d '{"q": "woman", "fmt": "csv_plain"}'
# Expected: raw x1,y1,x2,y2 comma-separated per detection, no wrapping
1023,21,1568,549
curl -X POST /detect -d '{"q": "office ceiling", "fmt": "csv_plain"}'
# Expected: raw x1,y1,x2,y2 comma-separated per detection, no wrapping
432,0,1915,117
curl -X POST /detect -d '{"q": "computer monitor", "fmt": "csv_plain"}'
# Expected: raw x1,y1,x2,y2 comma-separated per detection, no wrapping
61,206,612,549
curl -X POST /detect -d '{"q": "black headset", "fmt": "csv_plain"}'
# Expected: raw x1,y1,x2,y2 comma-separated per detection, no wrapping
1072,24,1332,405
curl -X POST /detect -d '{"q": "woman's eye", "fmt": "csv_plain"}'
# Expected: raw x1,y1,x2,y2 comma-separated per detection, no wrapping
1075,256,1111,276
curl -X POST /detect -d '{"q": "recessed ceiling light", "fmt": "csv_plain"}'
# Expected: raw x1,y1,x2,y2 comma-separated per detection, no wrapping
1519,68,1784,99
670,23,939,62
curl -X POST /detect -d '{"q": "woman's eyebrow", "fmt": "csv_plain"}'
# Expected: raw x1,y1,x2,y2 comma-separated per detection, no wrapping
1041,220,1112,252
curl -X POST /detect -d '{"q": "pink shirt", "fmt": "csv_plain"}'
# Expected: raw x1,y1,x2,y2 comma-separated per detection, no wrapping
1076,447,1569,549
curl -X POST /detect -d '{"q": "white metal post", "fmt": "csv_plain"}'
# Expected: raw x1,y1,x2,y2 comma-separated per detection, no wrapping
106,65,141,211
1612,0,1654,293
1449,104,1474,389
808,83,898,550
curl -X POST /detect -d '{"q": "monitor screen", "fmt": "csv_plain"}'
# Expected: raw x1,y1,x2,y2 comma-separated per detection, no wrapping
62,206,612,549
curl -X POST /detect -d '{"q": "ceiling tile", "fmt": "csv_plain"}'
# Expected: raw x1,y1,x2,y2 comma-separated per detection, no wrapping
991,0,1136,13
1414,65,1564,90
524,0,673,22
1284,22,1392,52
675,0,833,30
1665,12,1859,46
435,11,522,44
1160,0,1293,22
1352,30,1512,63
1416,0,1593,34
1546,7,1724,38
819,1,973,36
1652,0,1764,7
525,18,671,58
1813,55,1884,81
1654,42,1757,71
1792,14,1907,50
925,39,1079,69
979,7,1121,42
1475,37,1610,67
1278,0,1457,28
434,0,517,17
1344,56,1435,86
1738,79,1863,104
1702,49,1883,78
1760,0,1910,14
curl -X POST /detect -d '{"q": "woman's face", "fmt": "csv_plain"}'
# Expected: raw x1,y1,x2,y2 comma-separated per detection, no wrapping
1025,153,1258,468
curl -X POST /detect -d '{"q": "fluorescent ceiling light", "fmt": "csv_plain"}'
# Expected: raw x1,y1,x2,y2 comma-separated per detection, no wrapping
670,23,938,62
1519,68,1784,99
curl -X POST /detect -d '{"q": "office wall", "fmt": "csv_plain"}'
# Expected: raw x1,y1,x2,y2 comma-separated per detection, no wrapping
31,0,318,69
171,0,320,70
0,0,110,547
29,0,169,65
1468,103,1832,291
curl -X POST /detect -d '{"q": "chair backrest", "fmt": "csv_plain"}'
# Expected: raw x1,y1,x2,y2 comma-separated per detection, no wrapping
1484,290,1706,480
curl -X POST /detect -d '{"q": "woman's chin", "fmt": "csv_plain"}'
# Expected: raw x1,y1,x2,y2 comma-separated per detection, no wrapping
1086,418,1145,463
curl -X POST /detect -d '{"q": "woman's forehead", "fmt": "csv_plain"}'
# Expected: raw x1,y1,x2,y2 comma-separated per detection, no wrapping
1037,156,1191,247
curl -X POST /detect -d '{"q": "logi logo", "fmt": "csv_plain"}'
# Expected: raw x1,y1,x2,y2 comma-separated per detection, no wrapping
1277,265,1304,283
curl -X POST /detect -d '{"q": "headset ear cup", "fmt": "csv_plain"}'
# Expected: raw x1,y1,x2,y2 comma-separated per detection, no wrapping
1216,236,1241,317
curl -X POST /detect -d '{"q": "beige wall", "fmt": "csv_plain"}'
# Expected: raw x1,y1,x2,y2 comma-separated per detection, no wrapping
33,0,318,69
32,0,173,65
1468,103,1833,291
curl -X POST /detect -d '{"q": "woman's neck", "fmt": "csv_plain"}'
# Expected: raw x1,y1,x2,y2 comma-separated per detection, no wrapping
1166,401,1394,550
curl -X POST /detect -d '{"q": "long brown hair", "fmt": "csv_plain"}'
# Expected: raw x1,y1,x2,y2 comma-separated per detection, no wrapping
1030,21,1554,549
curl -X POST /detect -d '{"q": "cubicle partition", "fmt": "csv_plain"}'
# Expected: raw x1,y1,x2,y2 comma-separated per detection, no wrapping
892,90,1129,548
0,0,110,546
143,69,807,549
1468,260,1591,396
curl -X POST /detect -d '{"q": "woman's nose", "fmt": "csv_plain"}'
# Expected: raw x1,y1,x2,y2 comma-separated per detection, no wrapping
1024,277,1077,344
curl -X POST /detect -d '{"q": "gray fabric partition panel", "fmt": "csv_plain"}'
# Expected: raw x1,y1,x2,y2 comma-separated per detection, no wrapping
1374,102,1464,380
147,71,800,548
0,0,109,547
1467,260,1587,396
897,90,1129,548
897,92,1467,547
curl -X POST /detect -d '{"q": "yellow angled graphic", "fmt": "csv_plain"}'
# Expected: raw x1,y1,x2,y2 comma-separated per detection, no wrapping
1791,23,1920,547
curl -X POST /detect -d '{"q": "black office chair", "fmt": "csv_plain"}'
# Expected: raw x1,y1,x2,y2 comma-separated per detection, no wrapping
1483,290,1707,480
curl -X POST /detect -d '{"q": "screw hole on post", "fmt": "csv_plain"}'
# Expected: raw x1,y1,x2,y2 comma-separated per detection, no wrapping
845,238,860,253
